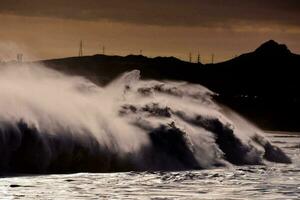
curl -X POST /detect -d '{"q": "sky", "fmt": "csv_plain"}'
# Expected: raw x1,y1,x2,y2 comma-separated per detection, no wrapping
0,0,300,63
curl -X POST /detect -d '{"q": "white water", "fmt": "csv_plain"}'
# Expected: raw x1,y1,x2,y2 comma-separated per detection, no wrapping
0,63,291,174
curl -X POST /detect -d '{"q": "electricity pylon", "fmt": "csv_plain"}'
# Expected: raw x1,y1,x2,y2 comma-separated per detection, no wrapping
79,40,83,57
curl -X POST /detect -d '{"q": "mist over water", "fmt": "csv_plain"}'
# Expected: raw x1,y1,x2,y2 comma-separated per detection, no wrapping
0,63,291,174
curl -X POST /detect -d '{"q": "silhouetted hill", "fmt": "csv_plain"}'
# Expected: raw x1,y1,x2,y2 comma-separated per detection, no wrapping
255,40,291,55
42,54,202,85
202,40,300,97
38,40,300,131
202,40,300,131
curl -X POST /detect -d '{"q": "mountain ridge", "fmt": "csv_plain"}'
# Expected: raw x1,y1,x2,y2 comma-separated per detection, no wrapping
3,40,299,131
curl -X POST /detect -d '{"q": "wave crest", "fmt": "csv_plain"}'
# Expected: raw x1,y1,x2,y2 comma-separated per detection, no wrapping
0,66,291,174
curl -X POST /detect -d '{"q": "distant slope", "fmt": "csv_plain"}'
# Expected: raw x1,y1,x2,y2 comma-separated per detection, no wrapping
38,40,300,131
41,54,203,85
202,40,300,97
202,40,300,131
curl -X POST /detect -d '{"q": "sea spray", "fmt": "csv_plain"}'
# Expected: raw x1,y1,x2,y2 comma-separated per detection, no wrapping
0,63,291,174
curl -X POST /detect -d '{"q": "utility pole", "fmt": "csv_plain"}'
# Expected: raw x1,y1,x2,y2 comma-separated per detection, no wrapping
102,46,105,55
197,52,201,64
79,40,83,57
189,52,192,63
211,54,214,64
139,49,143,55
17,53,23,64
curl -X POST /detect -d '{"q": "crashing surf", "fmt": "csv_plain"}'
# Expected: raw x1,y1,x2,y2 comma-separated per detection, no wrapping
0,64,291,174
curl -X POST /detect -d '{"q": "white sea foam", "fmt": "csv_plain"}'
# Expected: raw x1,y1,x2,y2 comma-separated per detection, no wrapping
0,63,291,174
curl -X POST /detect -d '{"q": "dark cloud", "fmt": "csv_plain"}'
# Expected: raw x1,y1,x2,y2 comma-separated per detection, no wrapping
0,0,299,27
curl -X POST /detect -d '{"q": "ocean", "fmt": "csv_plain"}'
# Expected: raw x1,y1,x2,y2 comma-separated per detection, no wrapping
0,64,298,199
0,131,299,200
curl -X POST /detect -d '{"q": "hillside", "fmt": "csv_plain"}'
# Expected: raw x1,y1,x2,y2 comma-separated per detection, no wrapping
37,40,300,131
203,40,300,131
203,40,300,97
41,54,202,85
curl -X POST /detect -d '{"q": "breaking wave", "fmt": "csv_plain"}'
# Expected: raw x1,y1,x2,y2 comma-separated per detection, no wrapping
0,64,291,174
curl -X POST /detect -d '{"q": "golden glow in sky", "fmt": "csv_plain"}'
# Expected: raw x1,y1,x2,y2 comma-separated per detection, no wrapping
0,0,300,62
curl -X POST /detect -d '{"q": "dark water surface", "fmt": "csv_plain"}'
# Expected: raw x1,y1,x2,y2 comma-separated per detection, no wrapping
0,132,299,200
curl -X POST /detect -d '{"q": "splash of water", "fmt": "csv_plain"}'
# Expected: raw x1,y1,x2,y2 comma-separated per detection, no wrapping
0,63,291,174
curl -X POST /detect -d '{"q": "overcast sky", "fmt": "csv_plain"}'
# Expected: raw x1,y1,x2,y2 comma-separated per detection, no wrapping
0,0,300,62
